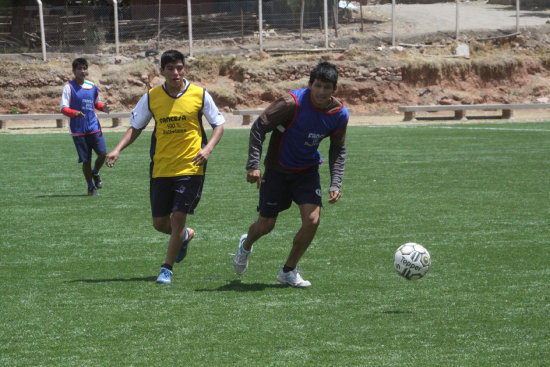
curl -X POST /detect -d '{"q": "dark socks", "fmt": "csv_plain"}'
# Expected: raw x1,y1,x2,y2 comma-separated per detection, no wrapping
162,263,173,271
282,265,295,273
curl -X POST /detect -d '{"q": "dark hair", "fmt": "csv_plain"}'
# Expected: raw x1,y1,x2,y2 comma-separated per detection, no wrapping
72,57,88,70
309,62,338,88
161,50,185,69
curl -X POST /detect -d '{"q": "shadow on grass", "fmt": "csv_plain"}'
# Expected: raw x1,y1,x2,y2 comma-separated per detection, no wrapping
37,194,89,198
380,310,413,314
195,279,288,292
68,276,157,283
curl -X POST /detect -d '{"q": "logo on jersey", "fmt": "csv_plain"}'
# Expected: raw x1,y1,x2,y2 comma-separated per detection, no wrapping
159,115,187,124
305,132,325,147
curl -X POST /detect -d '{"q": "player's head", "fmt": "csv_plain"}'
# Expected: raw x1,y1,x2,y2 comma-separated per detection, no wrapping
309,62,338,89
72,58,88,71
161,50,185,69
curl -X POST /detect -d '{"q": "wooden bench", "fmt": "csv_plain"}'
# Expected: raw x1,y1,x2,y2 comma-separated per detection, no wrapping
0,112,130,130
232,109,263,125
232,107,354,125
398,103,550,121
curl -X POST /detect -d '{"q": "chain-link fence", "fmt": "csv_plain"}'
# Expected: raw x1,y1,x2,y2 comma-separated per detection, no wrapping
0,1,344,54
0,1,548,57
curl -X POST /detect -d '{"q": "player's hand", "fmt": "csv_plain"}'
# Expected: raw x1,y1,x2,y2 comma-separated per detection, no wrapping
191,148,211,166
75,111,85,118
328,190,341,204
246,169,262,189
102,104,111,114
105,151,119,168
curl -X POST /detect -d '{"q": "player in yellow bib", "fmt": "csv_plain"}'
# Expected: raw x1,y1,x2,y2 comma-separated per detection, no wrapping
105,50,225,284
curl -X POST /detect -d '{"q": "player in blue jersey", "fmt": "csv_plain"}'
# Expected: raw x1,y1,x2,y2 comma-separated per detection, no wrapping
233,62,349,287
60,58,110,196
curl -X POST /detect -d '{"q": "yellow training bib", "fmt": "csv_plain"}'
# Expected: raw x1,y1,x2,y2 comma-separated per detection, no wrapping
148,84,206,178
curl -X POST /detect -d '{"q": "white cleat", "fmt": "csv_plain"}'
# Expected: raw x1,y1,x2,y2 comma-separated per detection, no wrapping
276,268,312,287
233,234,252,275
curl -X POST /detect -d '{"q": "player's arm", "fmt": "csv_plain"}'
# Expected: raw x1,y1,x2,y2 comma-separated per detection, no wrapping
246,118,268,188
61,107,84,118
95,101,110,113
105,127,142,168
246,94,296,188
94,88,110,113
192,124,224,166
191,90,225,166
328,125,347,203
106,93,151,168
60,84,85,118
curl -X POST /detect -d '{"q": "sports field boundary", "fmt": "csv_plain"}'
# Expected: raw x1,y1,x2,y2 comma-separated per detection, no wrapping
1,109,549,134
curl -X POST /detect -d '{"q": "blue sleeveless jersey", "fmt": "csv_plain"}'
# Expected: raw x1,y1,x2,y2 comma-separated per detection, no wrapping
68,80,101,135
278,88,348,170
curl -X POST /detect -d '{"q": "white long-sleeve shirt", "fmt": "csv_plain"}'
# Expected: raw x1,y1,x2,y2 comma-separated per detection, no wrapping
130,80,225,130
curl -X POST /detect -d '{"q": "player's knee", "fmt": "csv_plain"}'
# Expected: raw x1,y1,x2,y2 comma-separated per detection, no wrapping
152,217,170,234
257,217,276,234
304,214,320,228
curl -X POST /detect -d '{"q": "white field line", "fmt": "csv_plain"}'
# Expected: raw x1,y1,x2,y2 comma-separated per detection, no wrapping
368,125,550,132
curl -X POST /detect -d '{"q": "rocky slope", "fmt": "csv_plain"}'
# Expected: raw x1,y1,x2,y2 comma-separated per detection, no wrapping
1,25,549,116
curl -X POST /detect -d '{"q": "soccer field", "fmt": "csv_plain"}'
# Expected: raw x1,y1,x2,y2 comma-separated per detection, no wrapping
1,122,549,366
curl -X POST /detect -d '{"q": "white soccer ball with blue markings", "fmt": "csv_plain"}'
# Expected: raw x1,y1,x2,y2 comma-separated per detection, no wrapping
393,243,431,280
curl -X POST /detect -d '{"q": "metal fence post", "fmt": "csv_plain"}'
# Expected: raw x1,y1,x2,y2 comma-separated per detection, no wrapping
258,0,263,52
300,0,305,40
324,0,328,48
112,0,119,56
391,0,395,47
456,0,460,40
36,0,46,61
187,0,193,57
516,0,520,33
157,0,161,50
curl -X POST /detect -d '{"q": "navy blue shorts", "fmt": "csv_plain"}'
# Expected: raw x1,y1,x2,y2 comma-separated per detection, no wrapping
150,175,204,217
258,166,322,218
72,132,107,163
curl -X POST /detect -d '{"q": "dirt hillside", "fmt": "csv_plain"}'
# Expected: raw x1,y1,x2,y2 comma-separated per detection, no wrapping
1,3,549,119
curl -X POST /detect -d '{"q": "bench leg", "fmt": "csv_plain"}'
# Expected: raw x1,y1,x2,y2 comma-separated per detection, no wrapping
502,109,513,119
112,118,122,127
403,111,416,121
0,120,6,130
242,114,252,125
56,119,66,128
454,110,467,120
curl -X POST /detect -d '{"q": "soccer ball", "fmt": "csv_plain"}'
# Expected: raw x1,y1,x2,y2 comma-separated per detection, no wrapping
393,243,431,280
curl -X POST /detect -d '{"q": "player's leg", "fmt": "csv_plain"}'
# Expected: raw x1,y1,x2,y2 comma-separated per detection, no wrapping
241,215,276,252
73,135,96,195
234,169,290,275
276,167,321,287
82,160,93,187
164,210,188,265
245,168,291,250
284,203,320,268
152,215,171,234
150,177,176,284
90,132,107,188
153,176,202,284
275,203,319,287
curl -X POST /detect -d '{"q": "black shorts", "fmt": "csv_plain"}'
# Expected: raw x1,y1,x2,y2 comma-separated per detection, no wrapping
258,166,322,218
72,132,107,163
150,175,204,217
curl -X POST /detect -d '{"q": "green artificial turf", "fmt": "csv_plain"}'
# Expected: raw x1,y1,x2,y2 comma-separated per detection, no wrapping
1,122,548,366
